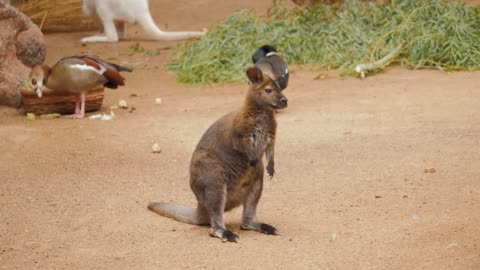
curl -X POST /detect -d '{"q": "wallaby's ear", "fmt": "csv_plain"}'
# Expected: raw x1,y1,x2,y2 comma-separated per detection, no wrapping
246,66,263,83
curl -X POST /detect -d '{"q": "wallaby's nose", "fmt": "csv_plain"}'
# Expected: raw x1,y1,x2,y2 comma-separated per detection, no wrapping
279,97,288,107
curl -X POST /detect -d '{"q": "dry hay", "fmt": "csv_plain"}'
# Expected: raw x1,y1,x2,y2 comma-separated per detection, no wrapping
19,0,97,32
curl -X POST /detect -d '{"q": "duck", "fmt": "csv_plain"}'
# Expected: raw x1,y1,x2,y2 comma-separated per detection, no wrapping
29,55,133,118
251,45,289,91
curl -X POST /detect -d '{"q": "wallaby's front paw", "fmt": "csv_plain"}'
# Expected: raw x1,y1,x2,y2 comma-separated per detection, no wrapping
222,230,240,243
267,161,275,177
249,157,258,166
260,223,278,235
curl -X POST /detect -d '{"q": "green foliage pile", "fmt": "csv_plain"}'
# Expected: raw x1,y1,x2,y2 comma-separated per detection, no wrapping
167,0,480,84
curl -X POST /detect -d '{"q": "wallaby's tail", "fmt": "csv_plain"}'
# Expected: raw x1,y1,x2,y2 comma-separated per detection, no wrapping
137,15,206,41
148,202,209,225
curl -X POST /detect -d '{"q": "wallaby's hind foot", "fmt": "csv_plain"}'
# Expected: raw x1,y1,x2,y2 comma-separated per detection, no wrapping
241,222,279,235
209,227,240,243
259,223,279,235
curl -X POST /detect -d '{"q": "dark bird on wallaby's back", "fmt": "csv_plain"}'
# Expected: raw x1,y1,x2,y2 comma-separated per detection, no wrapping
148,48,288,242
252,45,289,91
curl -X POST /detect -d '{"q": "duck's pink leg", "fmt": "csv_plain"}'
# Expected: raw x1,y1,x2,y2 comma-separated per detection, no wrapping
74,98,80,115
78,92,86,118
63,93,85,119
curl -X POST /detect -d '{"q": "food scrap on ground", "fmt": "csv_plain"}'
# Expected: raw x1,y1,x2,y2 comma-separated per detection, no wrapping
88,111,115,121
152,143,162,153
40,113,61,119
26,113,36,120
118,100,128,109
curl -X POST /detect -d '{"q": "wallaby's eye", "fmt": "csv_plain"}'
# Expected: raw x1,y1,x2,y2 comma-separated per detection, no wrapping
265,89,272,94
31,78,37,85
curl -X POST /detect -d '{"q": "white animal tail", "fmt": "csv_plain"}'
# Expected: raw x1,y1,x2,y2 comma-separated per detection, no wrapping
138,15,205,41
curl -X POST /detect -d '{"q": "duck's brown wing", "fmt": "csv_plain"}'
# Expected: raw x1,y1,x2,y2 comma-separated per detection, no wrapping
61,55,132,89
82,56,133,89
60,55,133,72
81,56,133,73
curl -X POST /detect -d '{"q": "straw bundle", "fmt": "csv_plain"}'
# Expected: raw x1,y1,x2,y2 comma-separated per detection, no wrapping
19,0,97,32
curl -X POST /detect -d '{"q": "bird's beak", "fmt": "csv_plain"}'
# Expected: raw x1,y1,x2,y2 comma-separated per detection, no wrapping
32,80,43,98
33,82,43,98
36,88,43,98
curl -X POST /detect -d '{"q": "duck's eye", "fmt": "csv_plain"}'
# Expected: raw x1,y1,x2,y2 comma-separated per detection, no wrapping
265,89,272,94
31,78,37,85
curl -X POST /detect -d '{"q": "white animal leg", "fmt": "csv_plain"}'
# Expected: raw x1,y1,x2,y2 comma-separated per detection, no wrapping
115,21,127,40
81,18,119,43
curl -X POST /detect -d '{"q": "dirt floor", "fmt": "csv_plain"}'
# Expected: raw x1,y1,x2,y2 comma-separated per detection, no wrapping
1,0,480,269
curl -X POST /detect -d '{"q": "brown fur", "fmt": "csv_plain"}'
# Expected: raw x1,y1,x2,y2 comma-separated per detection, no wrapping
148,66,288,242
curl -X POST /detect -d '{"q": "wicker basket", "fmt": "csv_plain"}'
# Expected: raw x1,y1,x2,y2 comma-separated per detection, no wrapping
20,87,105,115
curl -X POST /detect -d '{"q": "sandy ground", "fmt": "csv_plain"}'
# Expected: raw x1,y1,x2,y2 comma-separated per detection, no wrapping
1,0,480,269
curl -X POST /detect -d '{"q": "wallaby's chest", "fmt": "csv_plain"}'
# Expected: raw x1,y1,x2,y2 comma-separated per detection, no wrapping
248,115,275,152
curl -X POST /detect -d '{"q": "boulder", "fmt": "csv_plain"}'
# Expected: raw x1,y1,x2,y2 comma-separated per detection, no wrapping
0,2,46,108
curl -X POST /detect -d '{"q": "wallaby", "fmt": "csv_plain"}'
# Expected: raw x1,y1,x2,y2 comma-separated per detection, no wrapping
81,0,206,43
148,64,288,242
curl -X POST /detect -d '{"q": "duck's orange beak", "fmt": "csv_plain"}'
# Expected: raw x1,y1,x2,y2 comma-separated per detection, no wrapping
35,87,43,98
30,79,43,98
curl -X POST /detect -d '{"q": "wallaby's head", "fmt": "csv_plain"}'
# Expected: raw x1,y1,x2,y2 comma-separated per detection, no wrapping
246,66,288,110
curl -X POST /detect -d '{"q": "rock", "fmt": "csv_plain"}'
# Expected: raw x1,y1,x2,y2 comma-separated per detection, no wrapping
16,27,46,67
0,3,46,108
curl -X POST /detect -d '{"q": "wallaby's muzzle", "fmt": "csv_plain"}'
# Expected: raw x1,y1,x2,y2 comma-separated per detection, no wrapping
275,95,288,109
